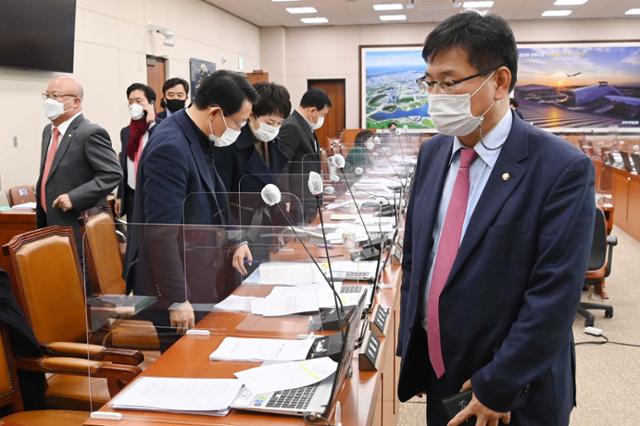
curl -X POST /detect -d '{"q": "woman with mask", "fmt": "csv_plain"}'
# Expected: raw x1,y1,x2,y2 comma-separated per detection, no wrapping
214,82,292,199
115,83,157,219
346,129,375,173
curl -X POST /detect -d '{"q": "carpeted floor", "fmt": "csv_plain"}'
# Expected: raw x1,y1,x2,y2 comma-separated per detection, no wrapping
398,226,640,426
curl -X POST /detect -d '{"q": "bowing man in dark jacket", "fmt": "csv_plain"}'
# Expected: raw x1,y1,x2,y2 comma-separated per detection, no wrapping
125,71,258,350
278,88,332,223
115,83,157,219
214,82,291,220
397,12,594,426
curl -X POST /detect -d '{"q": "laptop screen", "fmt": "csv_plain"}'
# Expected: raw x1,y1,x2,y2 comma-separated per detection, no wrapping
323,292,366,416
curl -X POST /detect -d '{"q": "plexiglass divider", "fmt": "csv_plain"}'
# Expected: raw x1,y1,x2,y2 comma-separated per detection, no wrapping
82,192,361,423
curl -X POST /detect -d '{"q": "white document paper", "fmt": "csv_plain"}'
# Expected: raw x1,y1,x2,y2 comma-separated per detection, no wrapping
209,337,314,362
234,357,338,394
212,295,257,313
251,286,320,316
11,202,36,211
251,262,326,285
110,377,242,414
331,260,379,274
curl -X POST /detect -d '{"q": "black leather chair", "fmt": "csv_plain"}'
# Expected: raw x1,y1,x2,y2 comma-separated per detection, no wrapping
577,208,616,327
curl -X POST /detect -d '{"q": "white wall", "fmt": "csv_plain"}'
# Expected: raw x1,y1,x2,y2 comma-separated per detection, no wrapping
0,0,259,191
261,18,640,130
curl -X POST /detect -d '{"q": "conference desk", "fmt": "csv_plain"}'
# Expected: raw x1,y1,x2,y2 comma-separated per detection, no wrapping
84,224,403,426
608,165,640,241
0,209,36,273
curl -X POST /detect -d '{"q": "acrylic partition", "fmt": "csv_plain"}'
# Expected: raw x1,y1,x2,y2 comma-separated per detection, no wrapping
82,194,363,424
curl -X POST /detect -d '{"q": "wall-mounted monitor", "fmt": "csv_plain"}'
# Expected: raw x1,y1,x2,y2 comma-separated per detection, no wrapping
0,0,76,73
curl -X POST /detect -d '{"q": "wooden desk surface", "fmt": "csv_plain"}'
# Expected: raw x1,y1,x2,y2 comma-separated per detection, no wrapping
84,246,402,425
0,209,37,273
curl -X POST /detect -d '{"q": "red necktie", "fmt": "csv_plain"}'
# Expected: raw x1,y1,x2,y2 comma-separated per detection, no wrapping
427,147,477,378
40,127,61,213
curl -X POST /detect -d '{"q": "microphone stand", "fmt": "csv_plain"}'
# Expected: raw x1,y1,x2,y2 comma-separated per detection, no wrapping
339,167,380,261
272,202,346,337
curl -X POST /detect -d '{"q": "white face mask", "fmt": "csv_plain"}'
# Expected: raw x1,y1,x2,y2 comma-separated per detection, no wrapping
312,115,325,130
129,103,145,120
427,72,496,137
43,98,69,121
394,127,402,136
365,138,376,150
209,112,242,147
252,120,280,142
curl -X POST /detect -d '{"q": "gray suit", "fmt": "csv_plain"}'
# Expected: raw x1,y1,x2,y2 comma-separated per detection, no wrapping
35,114,123,233
278,110,321,223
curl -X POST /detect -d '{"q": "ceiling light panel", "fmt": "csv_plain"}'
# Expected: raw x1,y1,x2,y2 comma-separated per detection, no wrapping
542,10,573,16
373,3,404,11
286,7,317,14
379,14,407,21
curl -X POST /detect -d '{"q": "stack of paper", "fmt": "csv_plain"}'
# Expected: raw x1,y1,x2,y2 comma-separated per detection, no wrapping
250,286,320,316
212,295,257,313
244,262,326,286
209,337,314,362
234,357,338,394
110,377,242,416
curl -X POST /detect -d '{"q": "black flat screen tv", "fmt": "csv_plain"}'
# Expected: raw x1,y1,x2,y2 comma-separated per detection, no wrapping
0,0,76,72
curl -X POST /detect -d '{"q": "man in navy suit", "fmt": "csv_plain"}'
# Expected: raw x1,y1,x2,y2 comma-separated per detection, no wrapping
397,12,595,426
125,71,257,349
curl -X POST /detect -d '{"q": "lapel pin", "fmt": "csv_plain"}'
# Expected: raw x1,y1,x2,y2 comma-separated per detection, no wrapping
502,172,511,181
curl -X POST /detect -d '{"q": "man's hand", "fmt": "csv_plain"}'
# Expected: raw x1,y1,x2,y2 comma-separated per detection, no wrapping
448,380,511,426
114,198,122,217
232,244,253,276
143,101,156,124
169,301,195,333
52,194,73,212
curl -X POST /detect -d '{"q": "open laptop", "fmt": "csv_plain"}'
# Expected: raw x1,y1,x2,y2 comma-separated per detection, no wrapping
231,293,365,417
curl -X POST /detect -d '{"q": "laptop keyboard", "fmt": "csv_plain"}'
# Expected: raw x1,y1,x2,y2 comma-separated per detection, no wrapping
266,383,320,410
340,285,365,294
341,271,371,280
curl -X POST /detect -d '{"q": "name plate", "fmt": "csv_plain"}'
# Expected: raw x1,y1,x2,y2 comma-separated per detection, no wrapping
359,330,381,371
371,305,389,337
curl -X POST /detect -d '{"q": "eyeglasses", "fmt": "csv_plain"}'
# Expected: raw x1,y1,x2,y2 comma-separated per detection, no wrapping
42,92,77,101
416,69,495,94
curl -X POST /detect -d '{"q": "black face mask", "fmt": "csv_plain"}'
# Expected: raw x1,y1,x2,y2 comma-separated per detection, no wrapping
165,98,186,113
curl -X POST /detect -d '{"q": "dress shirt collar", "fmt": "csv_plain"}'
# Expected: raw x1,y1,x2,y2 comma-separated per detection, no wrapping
53,111,82,137
450,109,512,169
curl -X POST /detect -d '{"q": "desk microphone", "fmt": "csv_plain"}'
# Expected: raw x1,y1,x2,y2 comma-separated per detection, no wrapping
308,171,342,323
330,154,379,261
261,184,346,335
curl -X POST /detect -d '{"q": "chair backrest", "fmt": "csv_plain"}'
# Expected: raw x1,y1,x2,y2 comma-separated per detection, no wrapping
3,226,87,345
83,210,125,295
7,186,35,207
0,326,22,412
588,207,607,271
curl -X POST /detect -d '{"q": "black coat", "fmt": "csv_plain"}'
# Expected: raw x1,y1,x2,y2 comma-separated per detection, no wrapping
277,110,321,223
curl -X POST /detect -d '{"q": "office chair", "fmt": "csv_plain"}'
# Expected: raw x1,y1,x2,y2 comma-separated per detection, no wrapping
3,226,143,410
577,207,616,327
82,208,160,351
0,325,92,425
7,185,35,207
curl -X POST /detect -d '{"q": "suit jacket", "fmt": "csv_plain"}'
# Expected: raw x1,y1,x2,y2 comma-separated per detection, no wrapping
397,112,595,424
35,114,122,231
125,110,232,306
156,109,168,123
117,124,157,218
214,125,277,194
278,110,321,223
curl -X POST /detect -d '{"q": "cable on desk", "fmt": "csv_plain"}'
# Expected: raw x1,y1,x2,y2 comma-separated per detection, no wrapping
303,413,332,425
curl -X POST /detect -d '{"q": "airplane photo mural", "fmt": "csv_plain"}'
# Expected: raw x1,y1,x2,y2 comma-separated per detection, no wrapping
360,42,640,132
